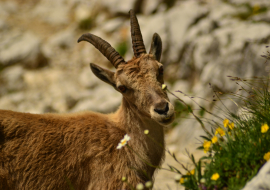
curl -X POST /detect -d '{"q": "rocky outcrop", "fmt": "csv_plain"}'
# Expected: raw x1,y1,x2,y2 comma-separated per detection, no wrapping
0,31,48,68
242,161,270,190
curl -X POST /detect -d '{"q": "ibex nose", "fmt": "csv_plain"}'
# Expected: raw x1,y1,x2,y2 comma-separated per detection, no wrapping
154,101,169,115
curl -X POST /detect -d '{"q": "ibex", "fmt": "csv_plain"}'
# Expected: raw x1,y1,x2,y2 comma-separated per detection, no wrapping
0,10,175,190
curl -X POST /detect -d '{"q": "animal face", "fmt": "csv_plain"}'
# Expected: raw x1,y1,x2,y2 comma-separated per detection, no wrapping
115,55,174,124
89,54,174,125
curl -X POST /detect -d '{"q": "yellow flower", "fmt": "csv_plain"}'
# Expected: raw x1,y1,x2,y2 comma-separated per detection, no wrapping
211,136,218,144
117,134,131,149
215,127,225,136
223,119,229,128
211,173,220,180
180,178,185,184
203,140,211,153
144,130,149,134
122,177,127,182
162,84,167,90
228,122,234,130
261,123,269,133
136,183,144,190
145,181,153,188
264,152,270,161
187,169,195,175
174,174,181,182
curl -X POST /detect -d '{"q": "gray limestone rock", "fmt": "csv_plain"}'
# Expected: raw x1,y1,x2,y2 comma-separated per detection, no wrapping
242,161,270,190
0,32,48,68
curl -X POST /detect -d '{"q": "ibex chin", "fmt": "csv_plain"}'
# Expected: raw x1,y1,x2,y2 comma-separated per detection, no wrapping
0,10,175,190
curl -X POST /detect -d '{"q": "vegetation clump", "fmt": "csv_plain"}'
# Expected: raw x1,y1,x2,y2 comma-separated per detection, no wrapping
172,75,270,190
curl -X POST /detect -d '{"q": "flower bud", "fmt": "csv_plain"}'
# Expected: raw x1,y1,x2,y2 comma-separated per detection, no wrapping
162,84,167,90
144,130,149,134
174,174,181,182
136,183,144,190
121,177,127,182
145,181,153,188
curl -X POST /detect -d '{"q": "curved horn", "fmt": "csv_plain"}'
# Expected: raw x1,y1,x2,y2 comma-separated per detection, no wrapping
78,33,126,68
129,9,146,58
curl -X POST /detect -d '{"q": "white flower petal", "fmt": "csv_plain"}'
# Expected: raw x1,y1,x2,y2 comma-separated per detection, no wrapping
116,134,131,149
117,143,122,149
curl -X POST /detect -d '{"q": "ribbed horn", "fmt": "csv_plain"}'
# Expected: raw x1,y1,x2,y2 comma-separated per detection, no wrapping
129,9,146,58
78,33,126,68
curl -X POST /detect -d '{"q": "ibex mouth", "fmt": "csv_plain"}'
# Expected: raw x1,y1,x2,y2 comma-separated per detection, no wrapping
150,101,175,125
161,113,175,125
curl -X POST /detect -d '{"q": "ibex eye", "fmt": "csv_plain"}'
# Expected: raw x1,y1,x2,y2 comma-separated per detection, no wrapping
118,85,127,93
159,66,164,75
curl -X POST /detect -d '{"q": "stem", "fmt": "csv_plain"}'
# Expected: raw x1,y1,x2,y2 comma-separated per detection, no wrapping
167,89,212,137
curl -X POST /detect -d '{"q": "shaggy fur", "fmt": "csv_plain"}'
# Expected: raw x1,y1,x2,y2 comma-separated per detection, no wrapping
0,54,175,190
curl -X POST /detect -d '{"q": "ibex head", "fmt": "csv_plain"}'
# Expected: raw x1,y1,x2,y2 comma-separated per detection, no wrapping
78,10,175,125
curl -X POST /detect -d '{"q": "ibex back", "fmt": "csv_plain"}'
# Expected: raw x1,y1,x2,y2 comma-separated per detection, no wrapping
0,10,175,190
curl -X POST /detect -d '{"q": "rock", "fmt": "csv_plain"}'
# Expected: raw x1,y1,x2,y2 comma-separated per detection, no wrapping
229,0,270,6
165,1,208,64
100,0,137,16
0,92,26,111
65,95,78,110
74,2,100,30
252,10,270,23
0,1,18,18
138,12,168,57
198,21,270,93
168,80,192,105
0,19,9,31
71,86,122,113
47,27,76,50
31,0,70,25
78,68,101,89
0,65,25,93
242,161,270,190
101,18,126,34
141,0,160,15
0,32,48,69
74,4,93,22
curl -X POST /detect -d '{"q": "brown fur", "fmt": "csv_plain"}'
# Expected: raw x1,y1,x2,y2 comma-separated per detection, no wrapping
0,55,175,190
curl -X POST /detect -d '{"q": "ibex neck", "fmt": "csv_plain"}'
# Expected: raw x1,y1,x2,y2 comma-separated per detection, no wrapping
114,98,165,179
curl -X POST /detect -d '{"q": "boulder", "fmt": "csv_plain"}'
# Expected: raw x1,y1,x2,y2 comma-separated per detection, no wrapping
71,86,122,114
31,0,70,25
46,27,76,50
0,65,25,93
242,161,270,190
0,31,48,68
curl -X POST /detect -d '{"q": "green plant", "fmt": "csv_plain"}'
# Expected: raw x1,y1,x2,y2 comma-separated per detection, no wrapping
231,3,268,20
115,40,128,57
78,17,95,30
171,100,193,128
168,75,270,190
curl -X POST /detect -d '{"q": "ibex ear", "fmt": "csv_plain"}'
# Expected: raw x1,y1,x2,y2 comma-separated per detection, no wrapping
90,63,116,88
149,33,162,62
